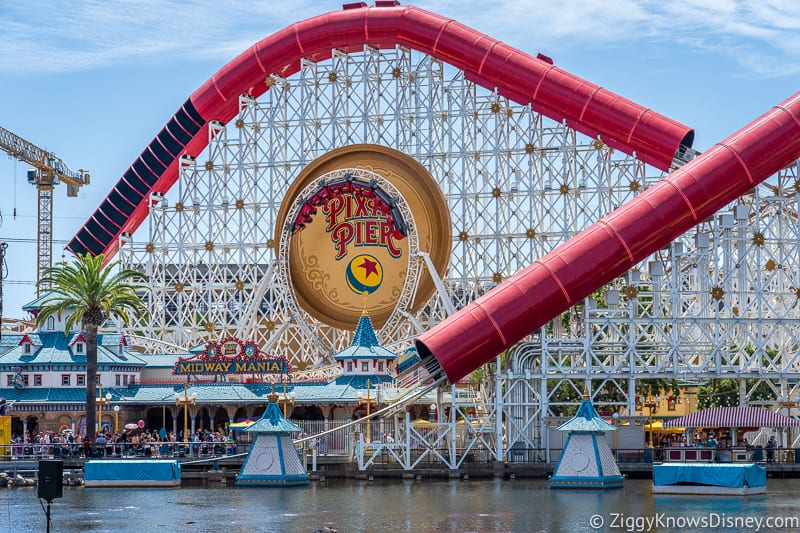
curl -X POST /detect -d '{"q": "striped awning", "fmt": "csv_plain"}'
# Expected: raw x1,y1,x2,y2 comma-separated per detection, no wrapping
663,406,800,428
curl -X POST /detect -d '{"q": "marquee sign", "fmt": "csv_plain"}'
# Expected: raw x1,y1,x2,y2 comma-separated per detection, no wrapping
276,144,452,330
172,337,290,375
293,178,407,258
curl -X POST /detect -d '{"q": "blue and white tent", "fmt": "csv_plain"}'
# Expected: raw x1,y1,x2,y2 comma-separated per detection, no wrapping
549,398,624,489
236,392,309,486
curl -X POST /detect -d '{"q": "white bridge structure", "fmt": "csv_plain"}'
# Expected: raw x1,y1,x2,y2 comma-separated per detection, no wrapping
117,45,800,466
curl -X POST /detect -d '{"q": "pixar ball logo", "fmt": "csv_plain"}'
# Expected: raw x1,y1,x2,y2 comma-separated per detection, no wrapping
346,254,383,295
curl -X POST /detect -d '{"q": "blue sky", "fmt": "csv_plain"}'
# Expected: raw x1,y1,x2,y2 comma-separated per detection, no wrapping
0,0,798,318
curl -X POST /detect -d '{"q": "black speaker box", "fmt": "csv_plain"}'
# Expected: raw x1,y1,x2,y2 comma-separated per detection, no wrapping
38,460,63,500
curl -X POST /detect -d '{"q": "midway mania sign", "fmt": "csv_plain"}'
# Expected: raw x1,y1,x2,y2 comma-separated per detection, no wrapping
173,337,290,376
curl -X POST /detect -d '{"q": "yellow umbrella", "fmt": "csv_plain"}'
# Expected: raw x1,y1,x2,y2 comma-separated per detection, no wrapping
645,420,685,433
228,418,258,430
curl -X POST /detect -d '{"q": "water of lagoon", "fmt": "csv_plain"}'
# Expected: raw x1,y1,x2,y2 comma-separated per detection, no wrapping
2,477,799,532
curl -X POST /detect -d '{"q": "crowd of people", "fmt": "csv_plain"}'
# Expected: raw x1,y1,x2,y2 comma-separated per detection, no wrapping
651,429,788,464
653,431,729,448
9,427,237,459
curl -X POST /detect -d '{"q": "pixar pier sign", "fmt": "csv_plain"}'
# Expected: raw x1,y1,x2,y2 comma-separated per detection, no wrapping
172,337,290,376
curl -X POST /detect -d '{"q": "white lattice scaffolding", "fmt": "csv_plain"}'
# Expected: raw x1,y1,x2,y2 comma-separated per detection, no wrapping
115,45,800,465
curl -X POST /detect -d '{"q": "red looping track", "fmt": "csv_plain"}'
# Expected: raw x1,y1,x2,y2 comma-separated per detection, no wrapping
68,2,692,260
417,92,800,382
72,3,800,385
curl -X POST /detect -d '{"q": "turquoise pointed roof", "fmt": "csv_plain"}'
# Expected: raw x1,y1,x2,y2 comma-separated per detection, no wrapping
244,394,303,433
556,399,616,432
333,312,396,361
22,293,52,313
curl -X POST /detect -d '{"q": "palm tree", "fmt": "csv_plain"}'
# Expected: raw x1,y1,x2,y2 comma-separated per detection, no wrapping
36,253,149,442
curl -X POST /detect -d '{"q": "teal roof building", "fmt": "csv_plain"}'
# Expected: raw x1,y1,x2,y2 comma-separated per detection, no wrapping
236,393,310,486
549,398,624,489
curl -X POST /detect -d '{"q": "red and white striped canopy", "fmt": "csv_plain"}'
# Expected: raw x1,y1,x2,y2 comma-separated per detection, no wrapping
663,406,800,428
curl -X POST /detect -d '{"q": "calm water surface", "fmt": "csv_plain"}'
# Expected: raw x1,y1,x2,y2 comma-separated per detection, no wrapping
2,477,799,532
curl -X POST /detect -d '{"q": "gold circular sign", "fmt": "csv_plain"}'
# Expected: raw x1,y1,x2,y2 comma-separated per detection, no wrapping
275,145,451,330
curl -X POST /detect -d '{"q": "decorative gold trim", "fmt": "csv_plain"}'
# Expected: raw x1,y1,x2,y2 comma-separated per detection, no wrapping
490,103,501,114
174,282,185,293
235,280,245,292
492,272,503,283
274,144,451,330
765,259,776,271
458,231,469,241
235,118,245,129
752,232,765,246
559,183,570,195
629,180,641,192
623,286,638,299
175,202,184,212
235,199,245,209
492,187,502,198
526,228,536,239
328,72,338,83
145,243,155,254
205,161,215,171
710,286,725,301
205,241,215,251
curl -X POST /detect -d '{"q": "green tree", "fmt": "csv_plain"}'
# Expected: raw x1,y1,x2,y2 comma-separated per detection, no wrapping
547,379,582,416
697,378,773,409
637,379,680,401
36,253,149,441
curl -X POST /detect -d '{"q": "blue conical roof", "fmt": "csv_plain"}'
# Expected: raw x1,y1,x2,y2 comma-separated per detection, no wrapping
333,312,396,361
353,311,379,346
556,399,616,432
244,395,303,433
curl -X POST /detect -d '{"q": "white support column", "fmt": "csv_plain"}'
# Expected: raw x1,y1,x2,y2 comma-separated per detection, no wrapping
628,378,637,417
404,411,412,469
541,363,550,464
418,251,456,316
449,384,457,465
494,355,504,461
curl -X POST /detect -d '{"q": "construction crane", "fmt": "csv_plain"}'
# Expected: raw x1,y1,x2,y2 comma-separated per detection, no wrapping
0,125,90,294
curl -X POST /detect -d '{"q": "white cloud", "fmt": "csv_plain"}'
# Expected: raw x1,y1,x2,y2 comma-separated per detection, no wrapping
428,0,800,77
0,0,322,72
2,0,799,77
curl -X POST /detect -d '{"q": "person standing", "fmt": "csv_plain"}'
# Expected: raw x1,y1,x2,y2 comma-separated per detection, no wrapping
766,435,777,464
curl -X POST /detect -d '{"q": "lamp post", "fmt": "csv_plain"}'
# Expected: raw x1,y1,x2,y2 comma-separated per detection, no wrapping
777,395,799,450
175,383,197,442
357,379,377,442
278,379,296,417
96,386,112,433
95,382,102,432
113,405,120,434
